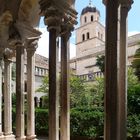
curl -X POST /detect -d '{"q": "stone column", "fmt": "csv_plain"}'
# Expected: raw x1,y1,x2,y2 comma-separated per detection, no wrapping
60,25,72,140
104,0,120,140
48,28,60,140
26,40,37,140
3,58,15,140
118,1,133,140
44,11,61,140
0,59,4,139
16,43,26,140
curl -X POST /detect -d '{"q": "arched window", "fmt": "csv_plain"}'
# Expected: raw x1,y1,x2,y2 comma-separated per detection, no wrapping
82,34,85,41
91,15,93,22
87,32,90,39
84,16,87,23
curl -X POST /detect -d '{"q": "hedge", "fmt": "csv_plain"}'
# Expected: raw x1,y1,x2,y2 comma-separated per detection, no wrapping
11,107,140,138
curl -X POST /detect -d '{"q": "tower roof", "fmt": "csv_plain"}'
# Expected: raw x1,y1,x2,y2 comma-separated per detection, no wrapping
81,1,100,16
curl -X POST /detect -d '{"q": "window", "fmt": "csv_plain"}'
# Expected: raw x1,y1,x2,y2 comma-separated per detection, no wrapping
87,32,90,39
98,32,100,38
41,69,43,75
84,16,87,23
82,34,85,41
91,15,93,21
101,34,103,40
24,81,27,92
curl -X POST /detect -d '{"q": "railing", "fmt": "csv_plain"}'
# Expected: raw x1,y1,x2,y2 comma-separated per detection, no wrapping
77,71,104,82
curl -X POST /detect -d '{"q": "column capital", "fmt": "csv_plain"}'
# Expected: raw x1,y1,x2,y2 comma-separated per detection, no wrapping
8,39,23,50
44,7,62,32
26,37,39,52
39,0,77,33
3,48,15,60
61,20,74,39
120,0,134,11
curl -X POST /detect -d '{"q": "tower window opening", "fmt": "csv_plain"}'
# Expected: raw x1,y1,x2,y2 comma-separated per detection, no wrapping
87,32,90,39
98,32,100,38
101,34,103,40
84,16,87,23
82,34,85,41
91,15,94,22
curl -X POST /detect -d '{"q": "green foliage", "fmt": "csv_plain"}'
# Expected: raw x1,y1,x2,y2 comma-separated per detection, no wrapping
128,84,140,114
35,108,49,136
32,67,140,138
70,107,104,138
70,76,104,109
127,68,140,115
89,78,104,108
41,96,49,108
127,114,140,137
70,76,104,138
132,45,140,81
12,63,16,81
12,93,16,107
70,76,87,108
12,108,16,133
95,55,105,73
36,75,49,93
128,67,139,87
70,75,85,95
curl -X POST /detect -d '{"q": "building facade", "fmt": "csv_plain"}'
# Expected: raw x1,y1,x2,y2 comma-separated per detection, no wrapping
70,2,140,81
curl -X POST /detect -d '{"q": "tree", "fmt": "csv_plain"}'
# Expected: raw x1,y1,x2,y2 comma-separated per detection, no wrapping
36,75,49,94
95,55,105,73
70,76,87,108
127,68,140,115
89,77,104,108
132,44,140,81
12,62,16,81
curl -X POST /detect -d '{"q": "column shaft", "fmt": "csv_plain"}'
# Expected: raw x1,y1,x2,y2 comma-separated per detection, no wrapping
49,28,59,140
118,5,128,140
16,45,25,140
26,49,36,139
60,35,70,140
4,59,12,135
0,61,3,136
104,0,119,140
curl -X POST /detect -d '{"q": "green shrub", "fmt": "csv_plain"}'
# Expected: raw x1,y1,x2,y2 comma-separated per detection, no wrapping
70,107,104,138
127,114,140,138
128,84,140,115
35,108,49,136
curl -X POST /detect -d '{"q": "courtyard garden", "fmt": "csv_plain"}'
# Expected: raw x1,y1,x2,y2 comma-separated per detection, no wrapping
12,67,140,139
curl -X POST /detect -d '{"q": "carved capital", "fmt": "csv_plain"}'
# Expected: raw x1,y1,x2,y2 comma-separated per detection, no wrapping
3,48,15,60
39,0,77,33
8,39,23,50
26,37,39,52
120,0,133,11
44,6,62,32
61,23,74,40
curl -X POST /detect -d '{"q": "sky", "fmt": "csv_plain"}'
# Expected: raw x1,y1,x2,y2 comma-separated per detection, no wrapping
36,0,140,58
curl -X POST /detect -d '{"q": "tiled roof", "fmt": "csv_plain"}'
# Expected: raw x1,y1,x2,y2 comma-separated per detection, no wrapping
35,54,48,69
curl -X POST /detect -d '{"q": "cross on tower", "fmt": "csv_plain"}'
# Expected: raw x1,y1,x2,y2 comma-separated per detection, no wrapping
89,0,92,6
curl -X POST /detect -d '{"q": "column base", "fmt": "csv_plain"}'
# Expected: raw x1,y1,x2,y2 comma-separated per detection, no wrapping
26,135,36,140
16,136,26,140
4,134,15,140
0,135,4,140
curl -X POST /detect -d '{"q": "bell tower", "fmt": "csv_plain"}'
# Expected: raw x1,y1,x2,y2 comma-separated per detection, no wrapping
76,0,105,58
